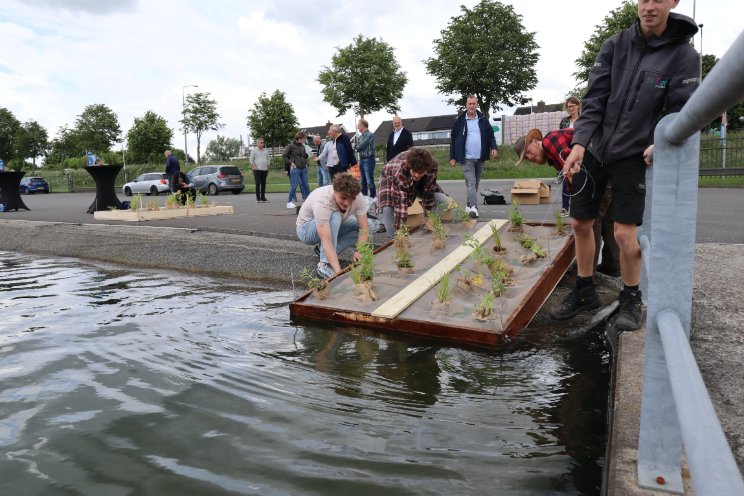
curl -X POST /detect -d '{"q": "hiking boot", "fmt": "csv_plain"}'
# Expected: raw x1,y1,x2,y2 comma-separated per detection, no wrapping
614,288,643,330
316,261,335,279
549,283,602,321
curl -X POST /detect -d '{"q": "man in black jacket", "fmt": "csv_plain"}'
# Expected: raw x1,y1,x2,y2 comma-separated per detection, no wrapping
553,0,699,330
386,116,413,162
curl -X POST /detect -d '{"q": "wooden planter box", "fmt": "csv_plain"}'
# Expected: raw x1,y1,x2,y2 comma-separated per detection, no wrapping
93,205,234,222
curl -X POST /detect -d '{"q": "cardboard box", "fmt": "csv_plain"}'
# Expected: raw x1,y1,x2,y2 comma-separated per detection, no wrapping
406,197,459,227
510,180,550,205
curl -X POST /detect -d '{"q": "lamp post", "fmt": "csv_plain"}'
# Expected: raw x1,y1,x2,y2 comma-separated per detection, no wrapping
182,84,198,164
698,24,704,78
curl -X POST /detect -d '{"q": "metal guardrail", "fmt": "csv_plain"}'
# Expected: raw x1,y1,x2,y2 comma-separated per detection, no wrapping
636,29,744,494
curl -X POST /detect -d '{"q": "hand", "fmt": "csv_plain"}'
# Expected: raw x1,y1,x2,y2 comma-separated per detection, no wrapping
352,250,361,263
491,149,498,159
251,164,256,170
643,144,654,166
563,145,585,183
449,159,456,167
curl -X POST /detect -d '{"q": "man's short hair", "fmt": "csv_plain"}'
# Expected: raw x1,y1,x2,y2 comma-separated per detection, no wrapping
295,131,307,140
405,147,436,173
332,172,361,197
328,124,342,134
358,118,368,129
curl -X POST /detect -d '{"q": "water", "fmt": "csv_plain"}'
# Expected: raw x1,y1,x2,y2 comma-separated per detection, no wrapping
0,252,610,495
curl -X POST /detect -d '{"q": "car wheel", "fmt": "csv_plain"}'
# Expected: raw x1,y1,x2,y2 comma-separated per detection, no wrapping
150,186,159,196
43,191,49,194
231,189,241,195
27,190,34,195
208,183,218,196
124,187,132,196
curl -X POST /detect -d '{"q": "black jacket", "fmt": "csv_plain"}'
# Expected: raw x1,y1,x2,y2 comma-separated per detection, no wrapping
573,13,699,163
386,128,413,162
449,110,498,163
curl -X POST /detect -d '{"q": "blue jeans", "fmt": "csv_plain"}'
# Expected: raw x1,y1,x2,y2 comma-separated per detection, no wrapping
359,156,376,197
460,159,483,208
296,211,362,264
317,165,330,187
288,167,310,203
562,179,570,210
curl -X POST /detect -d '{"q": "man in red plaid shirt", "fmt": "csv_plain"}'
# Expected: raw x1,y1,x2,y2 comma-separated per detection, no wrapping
376,148,450,237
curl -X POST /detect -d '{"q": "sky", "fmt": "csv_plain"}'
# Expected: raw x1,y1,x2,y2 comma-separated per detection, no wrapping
1,0,740,162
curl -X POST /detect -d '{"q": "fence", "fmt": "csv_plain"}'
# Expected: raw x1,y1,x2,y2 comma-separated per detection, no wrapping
636,29,744,494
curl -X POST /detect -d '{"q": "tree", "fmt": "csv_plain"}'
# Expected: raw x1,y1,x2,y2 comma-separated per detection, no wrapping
701,54,744,131
127,110,174,164
46,125,83,169
204,135,241,162
74,104,121,156
246,90,298,154
425,0,539,116
181,92,223,165
0,107,21,164
317,35,407,118
574,1,637,83
14,120,48,168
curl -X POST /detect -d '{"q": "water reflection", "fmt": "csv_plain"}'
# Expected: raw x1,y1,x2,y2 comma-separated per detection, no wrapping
0,251,608,495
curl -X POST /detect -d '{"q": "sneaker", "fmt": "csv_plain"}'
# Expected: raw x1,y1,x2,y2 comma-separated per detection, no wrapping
614,288,643,330
261,198,269,203
313,244,320,257
316,261,335,279
560,208,569,217
469,206,479,219
286,201,296,209
549,283,602,320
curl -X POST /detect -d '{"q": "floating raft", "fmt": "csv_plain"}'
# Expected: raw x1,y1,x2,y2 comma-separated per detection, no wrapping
93,205,234,222
290,219,574,347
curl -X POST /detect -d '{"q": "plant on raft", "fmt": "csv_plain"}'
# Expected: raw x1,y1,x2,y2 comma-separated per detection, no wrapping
300,267,328,293
491,270,508,297
429,210,447,249
129,193,143,211
465,233,495,272
165,193,177,208
350,238,375,284
473,291,494,320
509,199,525,231
395,244,414,271
554,209,564,233
186,192,196,208
437,271,451,304
393,225,411,250
518,234,546,258
491,223,505,253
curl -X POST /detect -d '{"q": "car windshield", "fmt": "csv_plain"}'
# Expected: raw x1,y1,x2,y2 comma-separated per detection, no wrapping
220,167,241,176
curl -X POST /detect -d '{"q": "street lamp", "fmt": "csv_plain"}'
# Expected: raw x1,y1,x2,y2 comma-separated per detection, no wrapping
698,24,704,78
182,84,198,164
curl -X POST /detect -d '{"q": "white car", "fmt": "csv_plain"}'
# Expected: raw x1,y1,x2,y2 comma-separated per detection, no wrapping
122,173,170,196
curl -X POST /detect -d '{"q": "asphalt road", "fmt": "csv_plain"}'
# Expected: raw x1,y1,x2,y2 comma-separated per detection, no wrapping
2,179,741,243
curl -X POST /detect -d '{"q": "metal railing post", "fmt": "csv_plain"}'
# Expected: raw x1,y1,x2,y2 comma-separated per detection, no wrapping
637,114,700,493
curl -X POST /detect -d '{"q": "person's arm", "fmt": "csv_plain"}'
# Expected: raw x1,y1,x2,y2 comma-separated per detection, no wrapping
282,144,293,174
449,120,458,167
344,137,357,166
353,215,370,263
357,131,374,152
572,37,614,150
249,149,257,170
486,119,498,159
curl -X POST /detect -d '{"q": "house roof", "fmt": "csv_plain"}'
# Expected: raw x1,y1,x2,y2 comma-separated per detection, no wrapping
513,100,564,115
373,114,458,141
300,122,349,137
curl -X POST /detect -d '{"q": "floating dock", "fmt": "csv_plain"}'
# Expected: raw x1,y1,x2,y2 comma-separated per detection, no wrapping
290,218,574,347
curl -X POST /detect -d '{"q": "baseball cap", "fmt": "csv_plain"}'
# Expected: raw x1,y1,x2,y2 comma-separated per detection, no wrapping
514,135,527,166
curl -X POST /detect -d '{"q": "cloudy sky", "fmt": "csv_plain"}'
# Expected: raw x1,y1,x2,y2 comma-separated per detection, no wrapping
1,0,740,161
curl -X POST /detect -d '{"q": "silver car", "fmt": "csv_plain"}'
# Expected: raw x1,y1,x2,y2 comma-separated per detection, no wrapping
187,165,244,195
122,172,170,196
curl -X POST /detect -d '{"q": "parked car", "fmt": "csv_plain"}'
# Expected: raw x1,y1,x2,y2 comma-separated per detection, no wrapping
122,173,170,196
19,177,50,194
187,165,244,195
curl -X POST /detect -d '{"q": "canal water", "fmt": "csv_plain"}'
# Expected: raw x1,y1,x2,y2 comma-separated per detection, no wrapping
0,252,610,495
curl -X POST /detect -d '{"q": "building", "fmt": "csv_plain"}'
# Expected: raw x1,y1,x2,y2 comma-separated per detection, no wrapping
502,100,566,145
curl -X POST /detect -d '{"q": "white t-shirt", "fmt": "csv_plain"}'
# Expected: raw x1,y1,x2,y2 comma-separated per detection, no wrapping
296,185,367,227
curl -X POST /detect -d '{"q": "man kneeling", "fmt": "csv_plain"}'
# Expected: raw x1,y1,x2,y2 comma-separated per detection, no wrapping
296,173,375,279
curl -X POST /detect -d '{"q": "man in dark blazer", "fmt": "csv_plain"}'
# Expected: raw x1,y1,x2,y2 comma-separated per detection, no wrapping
324,124,357,179
386,115,413,162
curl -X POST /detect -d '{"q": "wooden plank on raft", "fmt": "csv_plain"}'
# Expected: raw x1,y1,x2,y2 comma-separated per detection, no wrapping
371,219,508,319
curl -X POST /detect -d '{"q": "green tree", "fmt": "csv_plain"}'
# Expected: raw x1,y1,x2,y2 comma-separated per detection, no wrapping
246,90,299,154
702,54,744,131
74,104,122,156
574,1,636,83
127,110,174,164
46,125,83,169
204,135,241,161
0,107,21,164
181,92,223,165
14,120,49,168
425,0,539,116
318,35,407,118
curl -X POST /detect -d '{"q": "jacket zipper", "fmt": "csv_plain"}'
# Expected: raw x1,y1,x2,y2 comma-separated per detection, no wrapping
600,42,647,164
627,70,646,113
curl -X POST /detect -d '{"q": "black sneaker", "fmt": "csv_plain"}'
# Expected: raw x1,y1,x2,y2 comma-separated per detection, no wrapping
549,284,602,321
614,289,643,330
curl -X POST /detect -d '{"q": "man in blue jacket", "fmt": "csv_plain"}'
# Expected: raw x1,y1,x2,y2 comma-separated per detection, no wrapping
555,0,699,330
326,124,357,179
164,150,180,193
449,95,498,218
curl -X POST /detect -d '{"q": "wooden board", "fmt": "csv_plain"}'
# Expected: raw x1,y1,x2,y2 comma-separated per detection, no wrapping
94,205,233,222
290,219,575,347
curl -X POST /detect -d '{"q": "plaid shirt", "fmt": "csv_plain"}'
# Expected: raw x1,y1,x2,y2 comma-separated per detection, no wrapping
356,130,375,159
542,128,574,171
376,150,442,231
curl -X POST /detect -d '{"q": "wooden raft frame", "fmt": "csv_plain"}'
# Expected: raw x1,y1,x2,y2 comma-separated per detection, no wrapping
290,221,575,347
93,205,234,222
